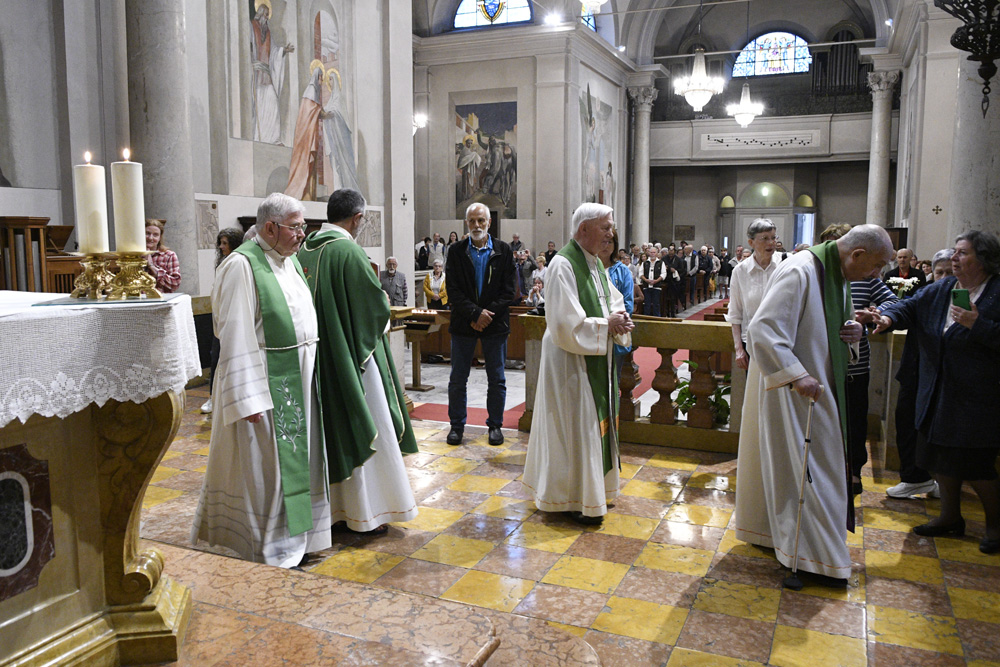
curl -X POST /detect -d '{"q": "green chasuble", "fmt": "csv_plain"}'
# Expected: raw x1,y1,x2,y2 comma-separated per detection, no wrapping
233,242,314,536
556,239,619,476
297,225,418,483
805,241,852,450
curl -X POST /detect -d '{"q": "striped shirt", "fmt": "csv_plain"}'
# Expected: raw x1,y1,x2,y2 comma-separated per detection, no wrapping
848,278,898,376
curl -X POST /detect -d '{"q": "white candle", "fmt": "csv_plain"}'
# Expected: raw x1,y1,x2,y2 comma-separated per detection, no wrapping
111,149,146,252
72,152,109,254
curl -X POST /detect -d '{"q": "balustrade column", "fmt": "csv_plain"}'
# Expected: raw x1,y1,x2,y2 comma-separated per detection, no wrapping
865,70,899,228
628,86,657,245
686,350,718,429
650,347,678,424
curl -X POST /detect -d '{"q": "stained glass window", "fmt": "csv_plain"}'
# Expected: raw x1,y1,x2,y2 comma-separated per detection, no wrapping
581,8,597,31
454,0,532,29
732,32,812,77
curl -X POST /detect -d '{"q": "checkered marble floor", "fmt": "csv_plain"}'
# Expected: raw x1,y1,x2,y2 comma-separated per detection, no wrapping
141,388,1000,666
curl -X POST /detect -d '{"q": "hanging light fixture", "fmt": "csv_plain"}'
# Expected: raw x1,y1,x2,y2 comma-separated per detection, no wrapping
727,1,763,127
673,0,725,112
934,0,1000,116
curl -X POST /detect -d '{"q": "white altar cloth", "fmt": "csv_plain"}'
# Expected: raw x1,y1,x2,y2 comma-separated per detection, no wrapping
0,291,201,427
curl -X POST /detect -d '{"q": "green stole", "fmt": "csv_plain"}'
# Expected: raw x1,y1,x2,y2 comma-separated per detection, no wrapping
805,241,851,449
556,239,618,476
297,226,418,484
234,242,314,537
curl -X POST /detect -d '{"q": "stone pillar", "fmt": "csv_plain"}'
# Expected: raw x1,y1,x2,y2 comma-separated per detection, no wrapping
947,58,1000,240
865,70,899,229
628,86,657,245
124,0,199,293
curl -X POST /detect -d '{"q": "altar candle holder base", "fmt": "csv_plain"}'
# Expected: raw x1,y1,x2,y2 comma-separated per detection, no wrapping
69,253,115,300
106,251,162,300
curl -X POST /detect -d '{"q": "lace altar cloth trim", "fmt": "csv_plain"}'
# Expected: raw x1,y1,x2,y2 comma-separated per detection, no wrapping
0,291,201,427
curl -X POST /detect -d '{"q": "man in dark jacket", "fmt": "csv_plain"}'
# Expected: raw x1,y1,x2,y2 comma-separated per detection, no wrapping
445,203,516,446
883,247,927,294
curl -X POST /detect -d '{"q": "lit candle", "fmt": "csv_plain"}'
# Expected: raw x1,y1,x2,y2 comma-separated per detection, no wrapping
72,151,109,254
111,148,146,252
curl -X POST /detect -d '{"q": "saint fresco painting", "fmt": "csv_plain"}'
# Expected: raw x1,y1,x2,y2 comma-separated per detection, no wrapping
580,84,614,208
454,101,517,219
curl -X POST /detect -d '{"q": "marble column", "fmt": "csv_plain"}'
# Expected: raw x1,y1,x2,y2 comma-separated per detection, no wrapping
865,70,899,229
947,58,1000,240
628,86,657,245
124,0,199,293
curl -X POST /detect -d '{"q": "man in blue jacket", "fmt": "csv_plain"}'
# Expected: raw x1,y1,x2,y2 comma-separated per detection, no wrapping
445,203,516,446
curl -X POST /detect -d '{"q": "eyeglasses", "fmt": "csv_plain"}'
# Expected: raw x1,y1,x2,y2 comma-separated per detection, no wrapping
273,221,306,234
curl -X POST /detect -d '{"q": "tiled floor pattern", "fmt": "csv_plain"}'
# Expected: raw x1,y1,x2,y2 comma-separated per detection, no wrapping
143,388,1000,666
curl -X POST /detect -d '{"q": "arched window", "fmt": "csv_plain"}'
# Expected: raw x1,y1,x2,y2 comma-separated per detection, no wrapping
581,8,597,31
454,0,532,29
732,32,812,77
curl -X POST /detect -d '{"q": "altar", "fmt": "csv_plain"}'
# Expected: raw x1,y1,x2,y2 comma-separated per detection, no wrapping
0,291,200,665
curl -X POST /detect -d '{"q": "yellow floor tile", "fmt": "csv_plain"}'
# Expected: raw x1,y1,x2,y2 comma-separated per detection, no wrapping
411,427,441,439
591,512,659,540
967,661,1000,667
864,550,943,585
441,570,534,613
869,605,963,655
692,579,782,622
685,472,736,492
392,507,465,533
465,433,510,449
424,456,480,474
309,548,403,584
473,496,537,521
664,503,732,528
545,621,588,637
717,530,778,560
540,555,630,594
150,466,183,484
949,587,1000,624
615,461,639,479
504,521,581,554
796,572,866,604
592,596,688,644
193,465,207,473
645,453,701,471
141,486,183,509
859,476,897,495
635,542,714,577
418,441,457,456
621,479,682,502
161,450,183,461
193,445,211,456
935,536,1000,567
410,534,495,568
845,526,863,548
862,508,927,533
447,474,510,495
194,432,211,441
492,449,527,466
770,625,866,667
667,647,766,667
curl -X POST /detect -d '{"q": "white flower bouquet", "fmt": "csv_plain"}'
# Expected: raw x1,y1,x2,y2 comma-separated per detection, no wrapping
887,276,919,297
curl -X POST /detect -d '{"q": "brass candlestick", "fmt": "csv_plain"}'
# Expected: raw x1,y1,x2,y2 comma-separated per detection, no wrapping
106,251,162,300
69,253,115,300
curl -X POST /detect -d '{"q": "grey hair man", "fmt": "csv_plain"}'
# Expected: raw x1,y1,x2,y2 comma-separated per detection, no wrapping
379,256,408,307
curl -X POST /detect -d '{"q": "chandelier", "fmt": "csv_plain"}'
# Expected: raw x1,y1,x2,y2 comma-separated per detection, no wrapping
934,0,1000,116
727,83,764,127
674,48,725,112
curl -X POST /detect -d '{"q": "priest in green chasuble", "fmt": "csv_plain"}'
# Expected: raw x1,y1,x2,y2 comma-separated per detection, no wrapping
298,188,418,533
193,193,332,568
522,203,634,526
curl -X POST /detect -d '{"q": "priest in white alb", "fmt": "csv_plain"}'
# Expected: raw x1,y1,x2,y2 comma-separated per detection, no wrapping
192,193,332,567
522,203,634,526
733,224,894,584
297,188,418,534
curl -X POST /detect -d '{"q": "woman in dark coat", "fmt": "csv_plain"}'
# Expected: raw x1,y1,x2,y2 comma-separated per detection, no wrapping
875,230,1000,553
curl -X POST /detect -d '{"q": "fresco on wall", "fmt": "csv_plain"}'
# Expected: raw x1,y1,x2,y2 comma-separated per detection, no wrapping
454,102,517,219
580,85,614,208
236,0,359,201
356,206,383,248
196,200,220,250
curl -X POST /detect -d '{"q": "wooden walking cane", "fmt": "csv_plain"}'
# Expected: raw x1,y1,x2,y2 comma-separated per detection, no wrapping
783,385,823,591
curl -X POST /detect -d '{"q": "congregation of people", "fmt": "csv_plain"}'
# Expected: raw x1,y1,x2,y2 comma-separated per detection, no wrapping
166,188,997,588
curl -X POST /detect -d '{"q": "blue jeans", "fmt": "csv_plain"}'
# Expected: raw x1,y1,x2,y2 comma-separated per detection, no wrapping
449,334,507,430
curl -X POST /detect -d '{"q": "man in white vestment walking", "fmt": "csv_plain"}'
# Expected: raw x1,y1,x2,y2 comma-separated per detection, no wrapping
733,224,893,584
192,193,332,567
522,203,634,525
